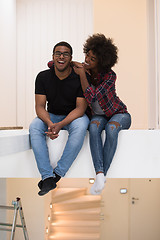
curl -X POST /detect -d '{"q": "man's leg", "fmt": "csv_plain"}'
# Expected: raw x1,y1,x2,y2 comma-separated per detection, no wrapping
29,117,57,196
29,117,54,180
54,114,89,177
29,114,67,196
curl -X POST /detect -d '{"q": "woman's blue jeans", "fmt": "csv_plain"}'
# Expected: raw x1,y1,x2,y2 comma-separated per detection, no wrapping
89,113,131,176
29,113,89,180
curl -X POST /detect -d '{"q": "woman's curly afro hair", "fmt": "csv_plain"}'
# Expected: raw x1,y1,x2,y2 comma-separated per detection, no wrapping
83,33,118,73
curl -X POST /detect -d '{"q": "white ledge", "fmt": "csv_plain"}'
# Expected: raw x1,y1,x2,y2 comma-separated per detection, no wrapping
0,130,30,156
0,129,160,178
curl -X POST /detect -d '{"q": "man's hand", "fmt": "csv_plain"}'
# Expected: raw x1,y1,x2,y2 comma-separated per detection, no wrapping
45,122,63,140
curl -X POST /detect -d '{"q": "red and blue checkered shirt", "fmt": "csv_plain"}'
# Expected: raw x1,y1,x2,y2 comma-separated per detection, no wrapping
84,70,128,117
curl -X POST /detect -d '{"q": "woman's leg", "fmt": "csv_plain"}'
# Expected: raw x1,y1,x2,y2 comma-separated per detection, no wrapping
103,113,131,176
89,115,107,194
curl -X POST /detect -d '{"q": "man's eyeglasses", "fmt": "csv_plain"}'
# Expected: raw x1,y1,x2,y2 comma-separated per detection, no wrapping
54,51,71,58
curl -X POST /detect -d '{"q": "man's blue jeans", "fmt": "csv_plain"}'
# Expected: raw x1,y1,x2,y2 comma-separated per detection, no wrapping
89,113,131,176
29,113,89,180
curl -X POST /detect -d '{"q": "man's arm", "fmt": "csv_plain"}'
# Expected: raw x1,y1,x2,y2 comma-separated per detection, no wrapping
46,97,88,138
60,97,88,127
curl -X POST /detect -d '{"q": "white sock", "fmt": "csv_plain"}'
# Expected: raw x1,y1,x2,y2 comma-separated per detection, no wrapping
90,173,105,195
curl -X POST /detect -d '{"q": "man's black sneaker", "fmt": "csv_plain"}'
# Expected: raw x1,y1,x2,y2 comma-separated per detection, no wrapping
38,172,61,190
38,177,56,196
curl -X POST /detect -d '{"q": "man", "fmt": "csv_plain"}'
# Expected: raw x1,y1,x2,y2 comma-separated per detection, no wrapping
29,41,89,196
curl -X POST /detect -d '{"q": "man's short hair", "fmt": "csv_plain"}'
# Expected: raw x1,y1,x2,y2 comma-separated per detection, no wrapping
53,41,73,55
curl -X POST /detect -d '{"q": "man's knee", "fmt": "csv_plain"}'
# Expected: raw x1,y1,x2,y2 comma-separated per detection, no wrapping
29,118,46,133
29,120,36,133
73,115,89,130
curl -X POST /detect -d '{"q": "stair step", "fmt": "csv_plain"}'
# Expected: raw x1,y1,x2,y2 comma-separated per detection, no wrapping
49,220,100,233
50,226,100,234
51,220,100,227
52,188,87,203
52,208,101,221
48,232,100,240
52,195,101,211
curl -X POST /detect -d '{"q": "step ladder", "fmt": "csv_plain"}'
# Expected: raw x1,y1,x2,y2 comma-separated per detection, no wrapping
0,197,29,240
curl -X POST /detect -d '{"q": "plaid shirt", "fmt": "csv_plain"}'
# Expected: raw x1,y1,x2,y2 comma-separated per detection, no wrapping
84,70,128,117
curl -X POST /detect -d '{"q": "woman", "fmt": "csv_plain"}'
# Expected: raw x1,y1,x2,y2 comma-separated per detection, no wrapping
73,34,131,195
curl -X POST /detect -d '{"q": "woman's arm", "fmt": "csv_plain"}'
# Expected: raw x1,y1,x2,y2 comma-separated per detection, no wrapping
84,71,116,105
73,62,116,105
72,61,90,92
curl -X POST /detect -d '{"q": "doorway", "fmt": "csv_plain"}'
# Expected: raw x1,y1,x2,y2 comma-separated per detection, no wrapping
100,178,160,240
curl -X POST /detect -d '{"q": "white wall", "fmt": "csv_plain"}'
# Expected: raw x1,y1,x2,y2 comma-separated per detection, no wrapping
94,0,148,129
16,0,93,128
147,0,157,128
0,0,17,127
146,0,160,129
155,0,160,128
0,0,159,129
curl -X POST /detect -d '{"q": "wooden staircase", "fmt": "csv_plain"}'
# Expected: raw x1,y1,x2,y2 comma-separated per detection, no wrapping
48,188,101,240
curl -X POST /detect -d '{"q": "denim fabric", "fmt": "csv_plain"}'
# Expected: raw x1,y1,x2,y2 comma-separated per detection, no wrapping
89,113,131,176
29,113,89,180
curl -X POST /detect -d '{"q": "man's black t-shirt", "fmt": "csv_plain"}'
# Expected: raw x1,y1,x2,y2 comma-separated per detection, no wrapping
35,67,84,115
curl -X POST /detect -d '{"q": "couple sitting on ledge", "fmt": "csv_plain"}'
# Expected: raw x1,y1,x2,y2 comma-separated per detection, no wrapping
29,34,131,196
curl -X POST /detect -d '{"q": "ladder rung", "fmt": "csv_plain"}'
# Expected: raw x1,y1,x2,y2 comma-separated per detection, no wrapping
0,222,23,228
0,223,12,227
0,205,14,210
0,227,12,232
